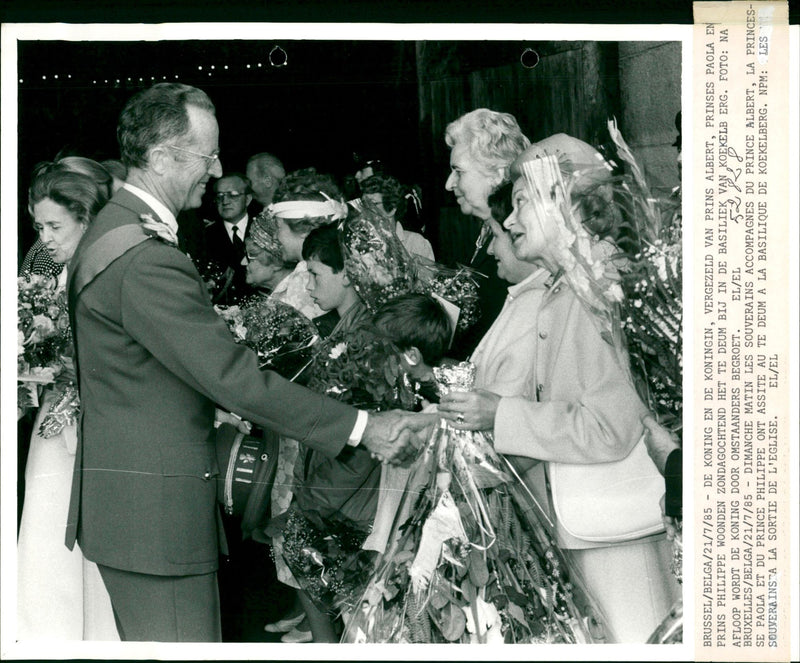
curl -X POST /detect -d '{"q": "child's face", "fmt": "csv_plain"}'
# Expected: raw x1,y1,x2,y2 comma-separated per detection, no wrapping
306,258,350,312
398,349,434,383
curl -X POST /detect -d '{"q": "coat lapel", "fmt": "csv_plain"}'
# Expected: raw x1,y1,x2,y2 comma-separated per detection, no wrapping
68,189,161,302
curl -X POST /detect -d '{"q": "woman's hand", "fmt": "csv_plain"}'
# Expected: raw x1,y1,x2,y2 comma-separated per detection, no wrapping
659,494,681,542
438,389,501,431
642,414,679,475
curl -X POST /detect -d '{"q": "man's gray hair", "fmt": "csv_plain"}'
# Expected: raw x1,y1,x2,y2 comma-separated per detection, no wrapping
247,152,286,181
118,82,215,169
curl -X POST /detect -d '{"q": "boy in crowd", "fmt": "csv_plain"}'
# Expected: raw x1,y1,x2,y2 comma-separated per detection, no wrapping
285,222,451,642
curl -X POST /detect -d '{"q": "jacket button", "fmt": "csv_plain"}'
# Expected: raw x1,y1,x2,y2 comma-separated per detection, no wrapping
203,471,211,480
539,330,548,339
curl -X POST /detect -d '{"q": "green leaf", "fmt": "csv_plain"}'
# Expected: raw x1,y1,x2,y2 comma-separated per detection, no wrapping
430,601,467,642
394,550,415,565
468,549,489,587
430,573,450,609
461,578,477,603
504,585,530,606
507,601,528,626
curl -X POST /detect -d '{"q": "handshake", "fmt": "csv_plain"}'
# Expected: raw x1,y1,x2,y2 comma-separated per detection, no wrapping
360,410,438,465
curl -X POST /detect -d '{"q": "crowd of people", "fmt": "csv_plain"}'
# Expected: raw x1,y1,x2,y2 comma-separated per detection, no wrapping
16,81,683,645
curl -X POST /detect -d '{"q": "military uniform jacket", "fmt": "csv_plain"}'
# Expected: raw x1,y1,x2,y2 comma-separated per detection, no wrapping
66,188,358,577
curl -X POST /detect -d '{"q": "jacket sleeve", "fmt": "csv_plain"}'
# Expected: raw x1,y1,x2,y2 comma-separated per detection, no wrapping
492,294,647,464
664,448,682,518
119,241,357,456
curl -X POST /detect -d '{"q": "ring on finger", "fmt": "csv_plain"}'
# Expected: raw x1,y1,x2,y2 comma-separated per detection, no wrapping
456,413,465,424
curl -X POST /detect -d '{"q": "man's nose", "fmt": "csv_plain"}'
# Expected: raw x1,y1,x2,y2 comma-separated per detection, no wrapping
209,158,223,178
445,171,456,191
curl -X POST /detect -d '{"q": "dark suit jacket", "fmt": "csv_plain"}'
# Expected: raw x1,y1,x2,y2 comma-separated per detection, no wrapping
202,218,255,306
450,234,511,360
66,188,358,577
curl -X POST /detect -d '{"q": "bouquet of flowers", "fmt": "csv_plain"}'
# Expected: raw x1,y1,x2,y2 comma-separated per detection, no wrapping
215,298,319,379
342,203,481,333
607,118,683,431
340,205,418,312
607,121,683,609
282,508,380,615
305,324,418,412
343,362,607,644
17,273,79,436
414,262,480,332
281,322,421,613
197,257,233,301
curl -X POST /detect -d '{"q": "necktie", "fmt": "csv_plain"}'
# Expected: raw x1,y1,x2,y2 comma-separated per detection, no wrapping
231,225,245,255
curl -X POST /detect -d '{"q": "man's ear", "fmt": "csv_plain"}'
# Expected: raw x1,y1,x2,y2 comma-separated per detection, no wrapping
148,145,170,176
403,347,423,367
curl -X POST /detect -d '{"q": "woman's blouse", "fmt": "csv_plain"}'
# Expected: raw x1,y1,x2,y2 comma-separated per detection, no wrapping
20,239,62,278
395,222,434,261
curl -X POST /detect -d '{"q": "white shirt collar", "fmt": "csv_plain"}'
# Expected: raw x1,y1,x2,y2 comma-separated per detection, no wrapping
224,214,249,241
122,182,178,234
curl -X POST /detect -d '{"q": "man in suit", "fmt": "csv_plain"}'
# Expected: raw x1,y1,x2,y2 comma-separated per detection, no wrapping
203,172,254,305
443,109,530,359
66,82,427,642
245,152,285,214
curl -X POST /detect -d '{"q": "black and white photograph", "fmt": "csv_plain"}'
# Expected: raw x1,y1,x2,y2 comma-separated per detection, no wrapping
2,20,692,658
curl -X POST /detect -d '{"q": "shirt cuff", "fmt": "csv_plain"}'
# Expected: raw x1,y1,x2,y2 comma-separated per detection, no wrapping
347,410,369,446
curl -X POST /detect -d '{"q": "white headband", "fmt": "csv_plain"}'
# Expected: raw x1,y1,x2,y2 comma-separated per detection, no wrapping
268,192,348,221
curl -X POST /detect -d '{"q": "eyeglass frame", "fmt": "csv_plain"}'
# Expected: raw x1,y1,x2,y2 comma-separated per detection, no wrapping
244,247,266,262
165,144,221,166
214,190,246,202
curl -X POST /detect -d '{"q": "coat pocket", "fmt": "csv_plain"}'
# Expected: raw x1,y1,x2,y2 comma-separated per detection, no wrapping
160,444,220,565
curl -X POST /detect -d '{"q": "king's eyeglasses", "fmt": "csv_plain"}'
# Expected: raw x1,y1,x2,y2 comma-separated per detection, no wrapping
166,144,220,166
214,191,245,202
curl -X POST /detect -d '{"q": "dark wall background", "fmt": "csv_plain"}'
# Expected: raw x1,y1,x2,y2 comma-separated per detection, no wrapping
17,39,681,267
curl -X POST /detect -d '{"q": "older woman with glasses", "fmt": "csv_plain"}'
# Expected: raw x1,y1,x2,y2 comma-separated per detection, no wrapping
241,214,294,295
443,108,530,359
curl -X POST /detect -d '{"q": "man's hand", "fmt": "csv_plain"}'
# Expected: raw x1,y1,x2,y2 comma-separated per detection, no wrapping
215,408,252,435
361,411,437,465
